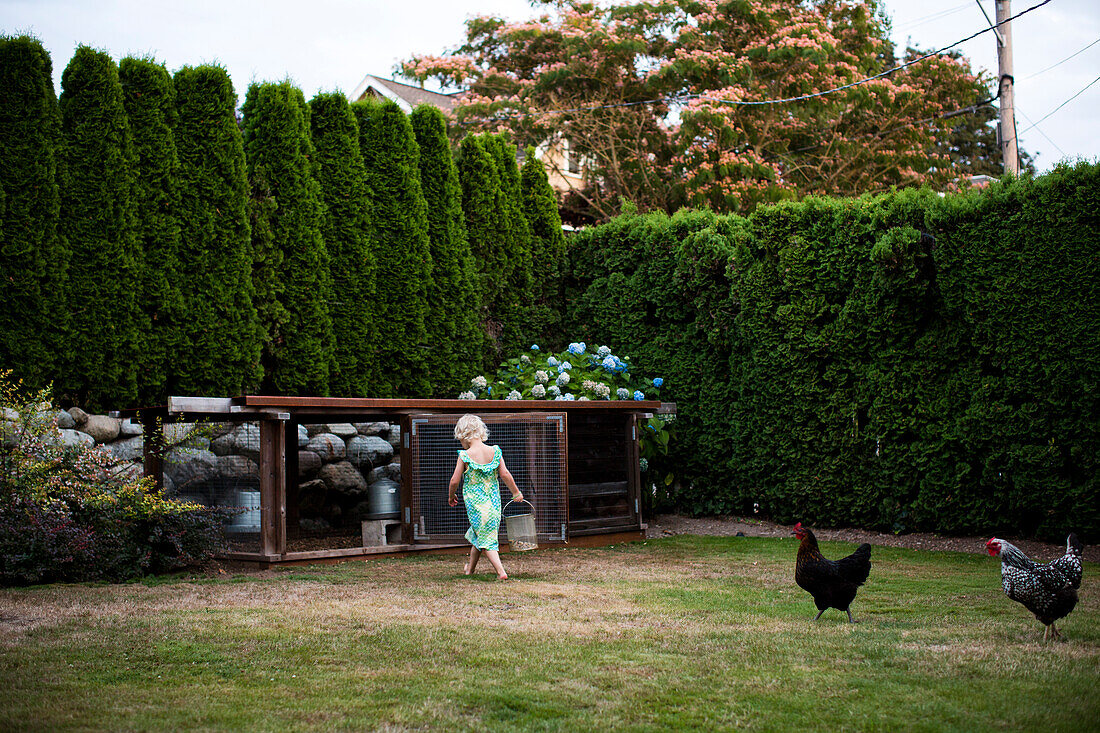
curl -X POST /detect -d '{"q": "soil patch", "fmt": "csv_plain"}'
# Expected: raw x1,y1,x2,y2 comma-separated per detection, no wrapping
646,514,1099,564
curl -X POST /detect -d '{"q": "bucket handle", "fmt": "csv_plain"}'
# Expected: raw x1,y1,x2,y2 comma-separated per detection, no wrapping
503,497,535,515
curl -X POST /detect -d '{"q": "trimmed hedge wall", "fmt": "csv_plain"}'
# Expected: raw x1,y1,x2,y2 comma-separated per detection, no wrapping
563,163,1100,541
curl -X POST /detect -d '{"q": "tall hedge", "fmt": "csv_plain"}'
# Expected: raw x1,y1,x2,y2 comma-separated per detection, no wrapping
521,144,566,339
562,162,1100,541
119,56,184,404
456,134,504,365
351,99,432,397
309,92,377,397
482,134,534,356
410,105,480,395
58,46,141,410
0,35,68,392
242,82,334,396
173,64,261,396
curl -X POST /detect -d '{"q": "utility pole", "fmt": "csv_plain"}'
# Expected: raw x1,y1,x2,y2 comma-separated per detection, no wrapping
994,0,1019,175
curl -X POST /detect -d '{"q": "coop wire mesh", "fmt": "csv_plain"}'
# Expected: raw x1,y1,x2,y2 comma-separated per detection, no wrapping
409,413,567,543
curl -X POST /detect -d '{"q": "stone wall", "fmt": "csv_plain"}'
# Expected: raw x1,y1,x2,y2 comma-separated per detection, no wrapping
26,408,404,534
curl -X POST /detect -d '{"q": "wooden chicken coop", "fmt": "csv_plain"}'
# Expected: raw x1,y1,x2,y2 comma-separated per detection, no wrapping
121,396,674,567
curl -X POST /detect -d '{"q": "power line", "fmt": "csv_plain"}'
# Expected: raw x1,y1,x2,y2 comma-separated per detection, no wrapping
1015,106,1067,158
1018,72,1100,133
1023,37,1100,80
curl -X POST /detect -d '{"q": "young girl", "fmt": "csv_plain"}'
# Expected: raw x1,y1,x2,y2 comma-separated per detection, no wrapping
447,414,524,580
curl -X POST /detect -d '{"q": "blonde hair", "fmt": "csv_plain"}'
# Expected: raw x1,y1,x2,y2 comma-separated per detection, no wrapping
454,414,489,443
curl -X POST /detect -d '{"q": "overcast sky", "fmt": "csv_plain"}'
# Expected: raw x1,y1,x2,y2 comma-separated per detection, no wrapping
3,0,1097,172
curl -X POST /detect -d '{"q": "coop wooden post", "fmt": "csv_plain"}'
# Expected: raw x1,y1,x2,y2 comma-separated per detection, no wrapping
259,417,287,557
399,414,413,544
627,413,642,527
139,408,167,491
284,419,300,539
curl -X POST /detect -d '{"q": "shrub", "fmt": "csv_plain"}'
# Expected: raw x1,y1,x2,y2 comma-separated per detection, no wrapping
0,373,226,585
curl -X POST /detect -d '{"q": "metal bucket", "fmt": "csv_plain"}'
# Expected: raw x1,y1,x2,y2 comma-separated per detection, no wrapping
503,498,537,551
366,477,400,519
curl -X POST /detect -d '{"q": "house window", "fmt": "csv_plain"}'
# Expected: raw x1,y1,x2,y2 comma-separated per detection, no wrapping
562,137,581,176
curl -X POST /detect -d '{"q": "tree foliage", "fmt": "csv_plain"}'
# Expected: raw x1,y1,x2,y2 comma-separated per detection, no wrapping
403,0,1028,221
58,45,141,410
173,64,261,396
0,35,68,393
352,99,432,397
242,82,335,396
119,56,184,404
410,104,481,396
309,91,378,397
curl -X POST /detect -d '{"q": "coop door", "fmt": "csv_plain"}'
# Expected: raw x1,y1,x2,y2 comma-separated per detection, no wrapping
409,413,567,543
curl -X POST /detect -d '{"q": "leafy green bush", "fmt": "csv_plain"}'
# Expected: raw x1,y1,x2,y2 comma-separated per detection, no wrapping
0,373,226,585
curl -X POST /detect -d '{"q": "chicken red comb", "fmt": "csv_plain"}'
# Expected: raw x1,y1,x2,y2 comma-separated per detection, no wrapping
794,522,803,530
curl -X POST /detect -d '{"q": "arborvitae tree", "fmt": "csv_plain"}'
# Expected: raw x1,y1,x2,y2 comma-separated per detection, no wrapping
119,56,184,404
351,99,432,397
410,104,481,395
521,145,566,337
173,64,261,396
241,82,334,395
309,91,377,397
0,35,68,392
58,46,141,409
456,134,507,363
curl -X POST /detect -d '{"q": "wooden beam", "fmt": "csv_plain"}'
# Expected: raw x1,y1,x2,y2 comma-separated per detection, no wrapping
258,418,286,557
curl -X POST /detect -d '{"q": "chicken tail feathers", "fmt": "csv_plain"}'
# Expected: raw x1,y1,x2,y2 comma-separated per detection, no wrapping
835,543,872,585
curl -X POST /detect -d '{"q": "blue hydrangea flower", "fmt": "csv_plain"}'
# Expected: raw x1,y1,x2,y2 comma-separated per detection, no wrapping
639,457,649,473
547,356,560,368
548,385,561,397
532,384,546,399
653,377,664,388
616,388,630,400
633,390,645,401
458,391,475,400
597,345,611,358
556,372,570,387
534,370,549,384
601,356,617,370
531,344,540,351
471,375,487,389
506,390,522,400
562,393,576,400
567,342,586,355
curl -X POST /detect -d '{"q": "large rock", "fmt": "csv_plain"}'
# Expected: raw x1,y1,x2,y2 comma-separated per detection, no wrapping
67,406,89,426
306,433,345,462
109,436,144,462
297,479,328,516
386,424,402,449
58,428,95,448
164,449,218,491
304,423,327,437
119,418,143,436
1,407,17,422
298,450,322,478
210,423,260,459
297,424,309,448
115,461,145,483
347,435,393,468
368,460,402,484
82,414,121,443
163,422,211,451
55,410,76,429
326,423,358,439
355,421,390,436
217,455,258,479
318,460,368,497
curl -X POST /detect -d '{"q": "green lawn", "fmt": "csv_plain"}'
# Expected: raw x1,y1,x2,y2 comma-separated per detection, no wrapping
1,536,1097,732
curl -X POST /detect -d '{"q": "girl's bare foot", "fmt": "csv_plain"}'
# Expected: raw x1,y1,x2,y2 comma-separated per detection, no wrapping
497,572,508,580
464,563,472,575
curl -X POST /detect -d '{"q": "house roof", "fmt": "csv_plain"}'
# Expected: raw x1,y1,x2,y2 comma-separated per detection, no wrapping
348,74,462,113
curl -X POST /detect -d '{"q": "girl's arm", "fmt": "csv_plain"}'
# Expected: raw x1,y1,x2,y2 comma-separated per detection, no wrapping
497,456,524,502
447,457,464,507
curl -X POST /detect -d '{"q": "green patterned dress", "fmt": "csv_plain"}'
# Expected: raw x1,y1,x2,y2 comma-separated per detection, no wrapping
459,445,503,551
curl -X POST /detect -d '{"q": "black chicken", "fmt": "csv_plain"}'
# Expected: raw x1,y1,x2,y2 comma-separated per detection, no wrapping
793,522,872,623
986,534,1083,641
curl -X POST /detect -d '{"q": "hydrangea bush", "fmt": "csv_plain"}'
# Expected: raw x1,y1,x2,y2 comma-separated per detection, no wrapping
458,343,675,498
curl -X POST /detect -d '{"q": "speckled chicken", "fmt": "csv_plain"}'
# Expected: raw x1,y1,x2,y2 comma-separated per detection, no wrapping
986,534,1083,641
793,522,872,623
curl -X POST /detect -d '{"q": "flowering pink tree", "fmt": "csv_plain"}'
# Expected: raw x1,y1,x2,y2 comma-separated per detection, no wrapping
404,0,1000,221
